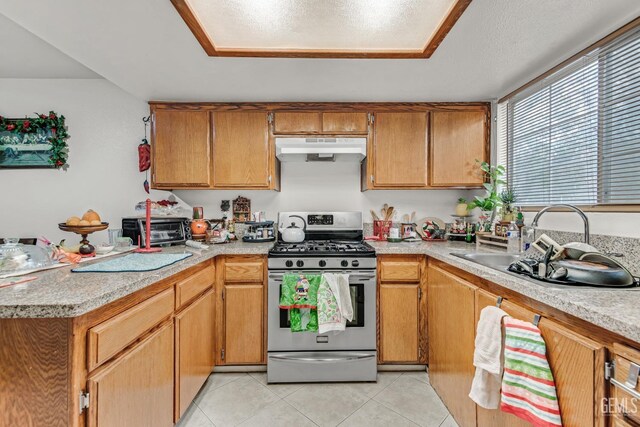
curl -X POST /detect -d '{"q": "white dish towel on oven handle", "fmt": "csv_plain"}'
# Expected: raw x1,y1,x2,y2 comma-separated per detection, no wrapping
318,273,353,334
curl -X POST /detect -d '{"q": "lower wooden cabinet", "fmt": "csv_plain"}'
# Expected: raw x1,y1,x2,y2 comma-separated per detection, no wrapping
175,290,215,420
378,255,427,364
87,322,174,427
216,256,266,365
475,289,606,427
427,262,478,427
611,344,640,426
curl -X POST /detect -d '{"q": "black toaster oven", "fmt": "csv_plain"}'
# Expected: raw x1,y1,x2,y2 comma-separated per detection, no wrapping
122,217,191,246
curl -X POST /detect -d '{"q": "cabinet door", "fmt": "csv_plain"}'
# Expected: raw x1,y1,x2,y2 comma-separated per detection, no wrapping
152,110,211,188
175,291,215,420
371,112,428,187
221,283,264,364
475,289,538,427
427,264,477,427
476,289,606,427
322,112,368,134
430,110,487,187
212,112,271,188
379,284,420,363
87,322,174,427
273,112,322,134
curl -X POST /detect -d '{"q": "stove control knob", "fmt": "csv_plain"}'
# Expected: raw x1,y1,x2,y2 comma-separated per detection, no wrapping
351,260,360,267
285,260,293,268
319,260,327,267
296,260,304,268
341,260,349,268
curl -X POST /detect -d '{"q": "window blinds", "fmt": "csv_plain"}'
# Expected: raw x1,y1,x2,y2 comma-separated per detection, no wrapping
498,24,640,206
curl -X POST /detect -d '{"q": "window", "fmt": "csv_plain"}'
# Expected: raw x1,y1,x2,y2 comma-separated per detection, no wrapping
498,23,640,207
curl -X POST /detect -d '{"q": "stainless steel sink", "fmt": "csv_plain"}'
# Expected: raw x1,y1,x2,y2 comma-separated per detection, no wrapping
450,252,521,271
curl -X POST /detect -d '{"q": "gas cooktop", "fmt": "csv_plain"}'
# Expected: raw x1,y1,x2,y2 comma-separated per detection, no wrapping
269,240,376,257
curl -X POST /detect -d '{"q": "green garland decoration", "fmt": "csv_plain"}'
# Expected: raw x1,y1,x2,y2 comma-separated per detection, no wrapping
0,111,69,169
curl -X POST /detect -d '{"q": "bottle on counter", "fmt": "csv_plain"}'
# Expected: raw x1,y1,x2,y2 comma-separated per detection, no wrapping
520,224,535,253
506,221,520,254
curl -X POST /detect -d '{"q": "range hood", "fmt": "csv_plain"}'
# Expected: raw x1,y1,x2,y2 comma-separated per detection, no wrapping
275,137,366,162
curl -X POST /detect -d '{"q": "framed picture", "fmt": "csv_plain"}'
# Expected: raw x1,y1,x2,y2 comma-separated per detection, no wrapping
0,112,68,169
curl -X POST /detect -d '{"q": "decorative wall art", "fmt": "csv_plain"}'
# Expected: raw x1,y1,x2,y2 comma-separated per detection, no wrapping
0,111,69,169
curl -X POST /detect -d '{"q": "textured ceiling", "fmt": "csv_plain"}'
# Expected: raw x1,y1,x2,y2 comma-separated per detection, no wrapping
0,13,99,79
185,0,456,51
0,1,638,101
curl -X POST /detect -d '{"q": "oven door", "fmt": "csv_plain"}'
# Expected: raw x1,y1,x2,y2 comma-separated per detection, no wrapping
267,269,376,352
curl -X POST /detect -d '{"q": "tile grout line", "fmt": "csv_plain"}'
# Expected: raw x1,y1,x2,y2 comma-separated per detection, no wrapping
335,373,406,426
194,374,256,427
189,403,217,427
438,415,454,427
234,375,285,426
372,374,445,426
367,395,421,427
281,398,321,426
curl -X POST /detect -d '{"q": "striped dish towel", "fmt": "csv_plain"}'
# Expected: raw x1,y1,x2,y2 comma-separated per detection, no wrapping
500,317,562,427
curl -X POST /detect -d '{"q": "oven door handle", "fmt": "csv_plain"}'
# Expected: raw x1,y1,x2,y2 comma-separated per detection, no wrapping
268,353,376,363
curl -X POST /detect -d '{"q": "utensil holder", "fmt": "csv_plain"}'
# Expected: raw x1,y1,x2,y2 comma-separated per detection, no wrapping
373,220,392,239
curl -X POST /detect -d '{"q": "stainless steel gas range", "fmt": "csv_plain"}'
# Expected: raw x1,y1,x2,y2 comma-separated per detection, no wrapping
267,211,377,383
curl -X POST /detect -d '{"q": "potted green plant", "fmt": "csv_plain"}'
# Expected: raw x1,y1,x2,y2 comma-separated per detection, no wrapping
469,161,506,232
500,187,517,222
455,198,469,216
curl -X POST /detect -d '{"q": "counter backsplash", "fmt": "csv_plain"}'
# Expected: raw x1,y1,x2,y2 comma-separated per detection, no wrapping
534,229,640,277
362,223,640,277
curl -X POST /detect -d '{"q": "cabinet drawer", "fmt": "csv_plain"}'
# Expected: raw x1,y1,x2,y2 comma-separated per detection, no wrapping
224,261,264,282
176,265,214,309
380,260,421,282
612,344,640,425
88,287,174,371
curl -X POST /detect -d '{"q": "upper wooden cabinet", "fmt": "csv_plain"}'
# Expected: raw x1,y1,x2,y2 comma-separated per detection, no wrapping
273,112,322,134
151,110,212,188
322,112,368,134
151,107,279,190
212,111,274,188
369,112,429,188
273,111,368,135
149,103,490,190
430,110,488,187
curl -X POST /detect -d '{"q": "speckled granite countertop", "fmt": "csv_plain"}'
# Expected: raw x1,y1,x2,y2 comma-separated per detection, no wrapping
2,239,639,345
0,242,273,319
370,240,640,344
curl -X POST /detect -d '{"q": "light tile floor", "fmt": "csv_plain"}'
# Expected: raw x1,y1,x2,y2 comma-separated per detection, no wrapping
177,371,459,427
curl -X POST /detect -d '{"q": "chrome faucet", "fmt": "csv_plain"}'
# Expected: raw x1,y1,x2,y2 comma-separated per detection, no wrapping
531,204,590,244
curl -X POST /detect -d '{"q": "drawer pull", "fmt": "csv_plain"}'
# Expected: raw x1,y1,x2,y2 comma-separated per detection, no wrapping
606,361,640,400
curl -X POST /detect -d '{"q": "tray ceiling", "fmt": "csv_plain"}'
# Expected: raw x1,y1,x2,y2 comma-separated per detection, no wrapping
173,0,470,58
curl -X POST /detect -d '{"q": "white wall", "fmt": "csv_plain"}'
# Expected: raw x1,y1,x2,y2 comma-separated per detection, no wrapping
1,78,638,241
175,162,475,224
0,78,169,244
